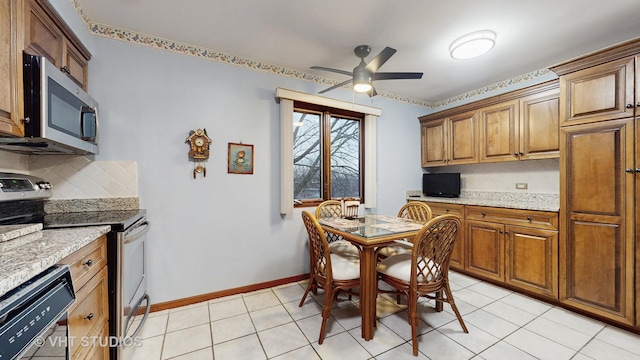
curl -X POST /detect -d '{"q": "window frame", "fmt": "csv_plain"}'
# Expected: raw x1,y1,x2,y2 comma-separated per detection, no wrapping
293,100,365,207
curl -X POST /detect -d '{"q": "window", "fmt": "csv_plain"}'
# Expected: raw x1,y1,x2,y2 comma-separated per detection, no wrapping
293,101,363,205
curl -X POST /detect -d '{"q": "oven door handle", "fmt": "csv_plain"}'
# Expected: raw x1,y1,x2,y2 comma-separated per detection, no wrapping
123,292,150,342
123,220,150,245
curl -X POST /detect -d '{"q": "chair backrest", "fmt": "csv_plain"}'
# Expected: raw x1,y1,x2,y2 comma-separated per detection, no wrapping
316,200,342,219
342,199,360,219
411,214,461,288
398,201,433,224
302,211,333,281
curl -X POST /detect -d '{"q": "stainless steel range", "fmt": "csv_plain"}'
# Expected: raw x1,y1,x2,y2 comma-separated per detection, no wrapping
0,172,150,360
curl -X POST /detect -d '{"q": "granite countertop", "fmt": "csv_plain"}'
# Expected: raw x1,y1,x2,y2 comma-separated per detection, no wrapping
0,225,111,297
406,190,560,212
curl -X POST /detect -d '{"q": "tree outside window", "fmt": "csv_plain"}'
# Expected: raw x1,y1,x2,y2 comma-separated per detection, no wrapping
293,103,363,205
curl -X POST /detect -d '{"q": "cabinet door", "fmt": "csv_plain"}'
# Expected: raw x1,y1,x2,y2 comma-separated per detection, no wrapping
479,100,519,163
421,119,447,166
465,220,504,281
559,57,634,126
427,202,465,270
24,0,63,66
0,0,23,136
447,110,478,165
62,38,88,88
560,118,635,325
505,225,558,299
519,89,559,160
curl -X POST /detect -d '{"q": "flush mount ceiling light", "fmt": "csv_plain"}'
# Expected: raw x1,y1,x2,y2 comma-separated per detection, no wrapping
450,30,496,60
353,70,372,93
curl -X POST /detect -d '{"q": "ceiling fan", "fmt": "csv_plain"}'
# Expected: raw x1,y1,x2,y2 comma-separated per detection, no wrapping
311,45,423,96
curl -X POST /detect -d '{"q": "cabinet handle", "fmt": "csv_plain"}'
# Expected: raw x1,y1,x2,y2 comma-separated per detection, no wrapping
20,117,30,124
84,313,94,321
499,230,503,234
519,152,524,155
636,168,640,173
505,231,509,235
445,208,450,212
626,168,634,173
527,216,532,222
481,211,486,217
637,102,640,107
513,152,519,156
61,66,71,74
626,103,634,109
83,259,93,267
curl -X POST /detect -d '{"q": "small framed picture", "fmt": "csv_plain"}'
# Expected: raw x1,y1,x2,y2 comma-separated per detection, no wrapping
228,143,254,174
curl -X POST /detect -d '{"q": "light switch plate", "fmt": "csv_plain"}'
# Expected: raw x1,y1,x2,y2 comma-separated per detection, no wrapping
515,183,528,190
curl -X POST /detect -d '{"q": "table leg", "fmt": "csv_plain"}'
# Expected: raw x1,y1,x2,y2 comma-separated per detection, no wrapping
359,246,377,340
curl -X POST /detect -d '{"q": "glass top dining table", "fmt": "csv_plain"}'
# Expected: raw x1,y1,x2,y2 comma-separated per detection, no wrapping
318,214,424,341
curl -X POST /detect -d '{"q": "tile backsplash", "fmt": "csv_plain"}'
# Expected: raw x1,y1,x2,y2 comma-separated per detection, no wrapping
24,155,138,199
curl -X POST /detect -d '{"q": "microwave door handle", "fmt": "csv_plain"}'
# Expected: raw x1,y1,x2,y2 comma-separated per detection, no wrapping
80,106,98,142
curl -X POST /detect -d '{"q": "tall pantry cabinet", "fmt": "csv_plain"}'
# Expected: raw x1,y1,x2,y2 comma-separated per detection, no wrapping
551,40,640,327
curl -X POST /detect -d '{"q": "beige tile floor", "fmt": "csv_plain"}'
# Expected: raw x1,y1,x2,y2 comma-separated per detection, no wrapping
122,272,640,359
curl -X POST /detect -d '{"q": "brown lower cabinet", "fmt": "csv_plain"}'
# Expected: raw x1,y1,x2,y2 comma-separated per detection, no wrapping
60,235,109,360
421,201,465,270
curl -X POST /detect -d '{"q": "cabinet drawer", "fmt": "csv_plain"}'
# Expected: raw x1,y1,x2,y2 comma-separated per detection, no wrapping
69,266,108,359
61,235,107,291
465,206,558,230
423,202,464,218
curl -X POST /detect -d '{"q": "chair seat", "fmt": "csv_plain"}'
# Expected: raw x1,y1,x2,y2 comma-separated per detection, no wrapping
330,253,360,280
377,253,438,283
377,240,413,257
329,240,360,256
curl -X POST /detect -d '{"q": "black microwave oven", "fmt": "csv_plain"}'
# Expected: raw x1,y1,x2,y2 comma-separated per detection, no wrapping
0,53,99,155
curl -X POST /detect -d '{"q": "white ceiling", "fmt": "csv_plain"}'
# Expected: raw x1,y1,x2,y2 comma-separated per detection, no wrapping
75,0,640,104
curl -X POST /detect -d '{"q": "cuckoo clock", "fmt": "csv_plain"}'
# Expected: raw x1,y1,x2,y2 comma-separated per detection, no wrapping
186,128,213,178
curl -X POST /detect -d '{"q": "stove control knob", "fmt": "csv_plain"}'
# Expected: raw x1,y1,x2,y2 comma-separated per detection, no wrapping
36,181,52,190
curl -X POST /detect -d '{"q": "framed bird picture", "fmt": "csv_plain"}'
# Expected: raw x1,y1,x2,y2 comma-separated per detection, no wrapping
228,142,254,174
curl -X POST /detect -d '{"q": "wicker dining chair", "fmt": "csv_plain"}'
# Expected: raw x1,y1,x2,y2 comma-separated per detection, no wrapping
377,201,433,258
377,214,468,356
299,211,360,344
315,200,360,257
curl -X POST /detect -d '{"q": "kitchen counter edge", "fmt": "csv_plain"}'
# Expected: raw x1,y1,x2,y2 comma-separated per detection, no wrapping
0,226,111,297
406,195,560,212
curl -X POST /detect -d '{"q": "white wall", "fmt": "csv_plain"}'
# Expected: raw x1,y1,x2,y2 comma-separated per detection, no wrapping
86,37,427,303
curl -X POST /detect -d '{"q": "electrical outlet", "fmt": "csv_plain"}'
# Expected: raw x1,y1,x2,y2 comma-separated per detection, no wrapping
515,183,528,190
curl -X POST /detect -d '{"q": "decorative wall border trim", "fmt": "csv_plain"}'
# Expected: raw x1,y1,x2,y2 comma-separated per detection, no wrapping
70,0,552,110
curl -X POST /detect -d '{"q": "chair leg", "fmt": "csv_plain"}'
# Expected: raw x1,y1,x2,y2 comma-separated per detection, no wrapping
299,278,315,307
443,283,468,333
408,294,419,356
318,287,335,344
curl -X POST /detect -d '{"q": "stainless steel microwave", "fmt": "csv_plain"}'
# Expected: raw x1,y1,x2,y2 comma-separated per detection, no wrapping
0,53,99,155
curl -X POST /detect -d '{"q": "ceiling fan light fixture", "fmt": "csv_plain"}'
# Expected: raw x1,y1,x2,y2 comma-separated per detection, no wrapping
353,71,372,93
450,30,496,60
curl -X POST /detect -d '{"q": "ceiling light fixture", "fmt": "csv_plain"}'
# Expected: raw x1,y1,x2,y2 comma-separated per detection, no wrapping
353,70,372,93
450,30,496,60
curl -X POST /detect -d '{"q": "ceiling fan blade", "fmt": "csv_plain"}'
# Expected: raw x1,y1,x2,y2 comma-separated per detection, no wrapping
310,66,353,77
372,72,424,80
318,79,352,94
364,47,396,72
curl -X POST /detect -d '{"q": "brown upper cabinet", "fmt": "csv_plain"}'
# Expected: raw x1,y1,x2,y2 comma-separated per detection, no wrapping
558,57,636,127
420,80,559,167
420,110,478,166
0,0,24,137
24,0,91,89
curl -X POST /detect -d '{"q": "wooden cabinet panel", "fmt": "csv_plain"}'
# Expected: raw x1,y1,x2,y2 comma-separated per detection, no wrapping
424,202,465,270
63,38,88,87
479,100,519,163
24,0,62,65
465,206,558,230
0,0,23,136
68,265,109,360
506,226,558,298
559,57,635,126
421,119,446,166
465,220,504,281
519,90,560,160
60,235,107,291
448,110,478,165
560,118,635,325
